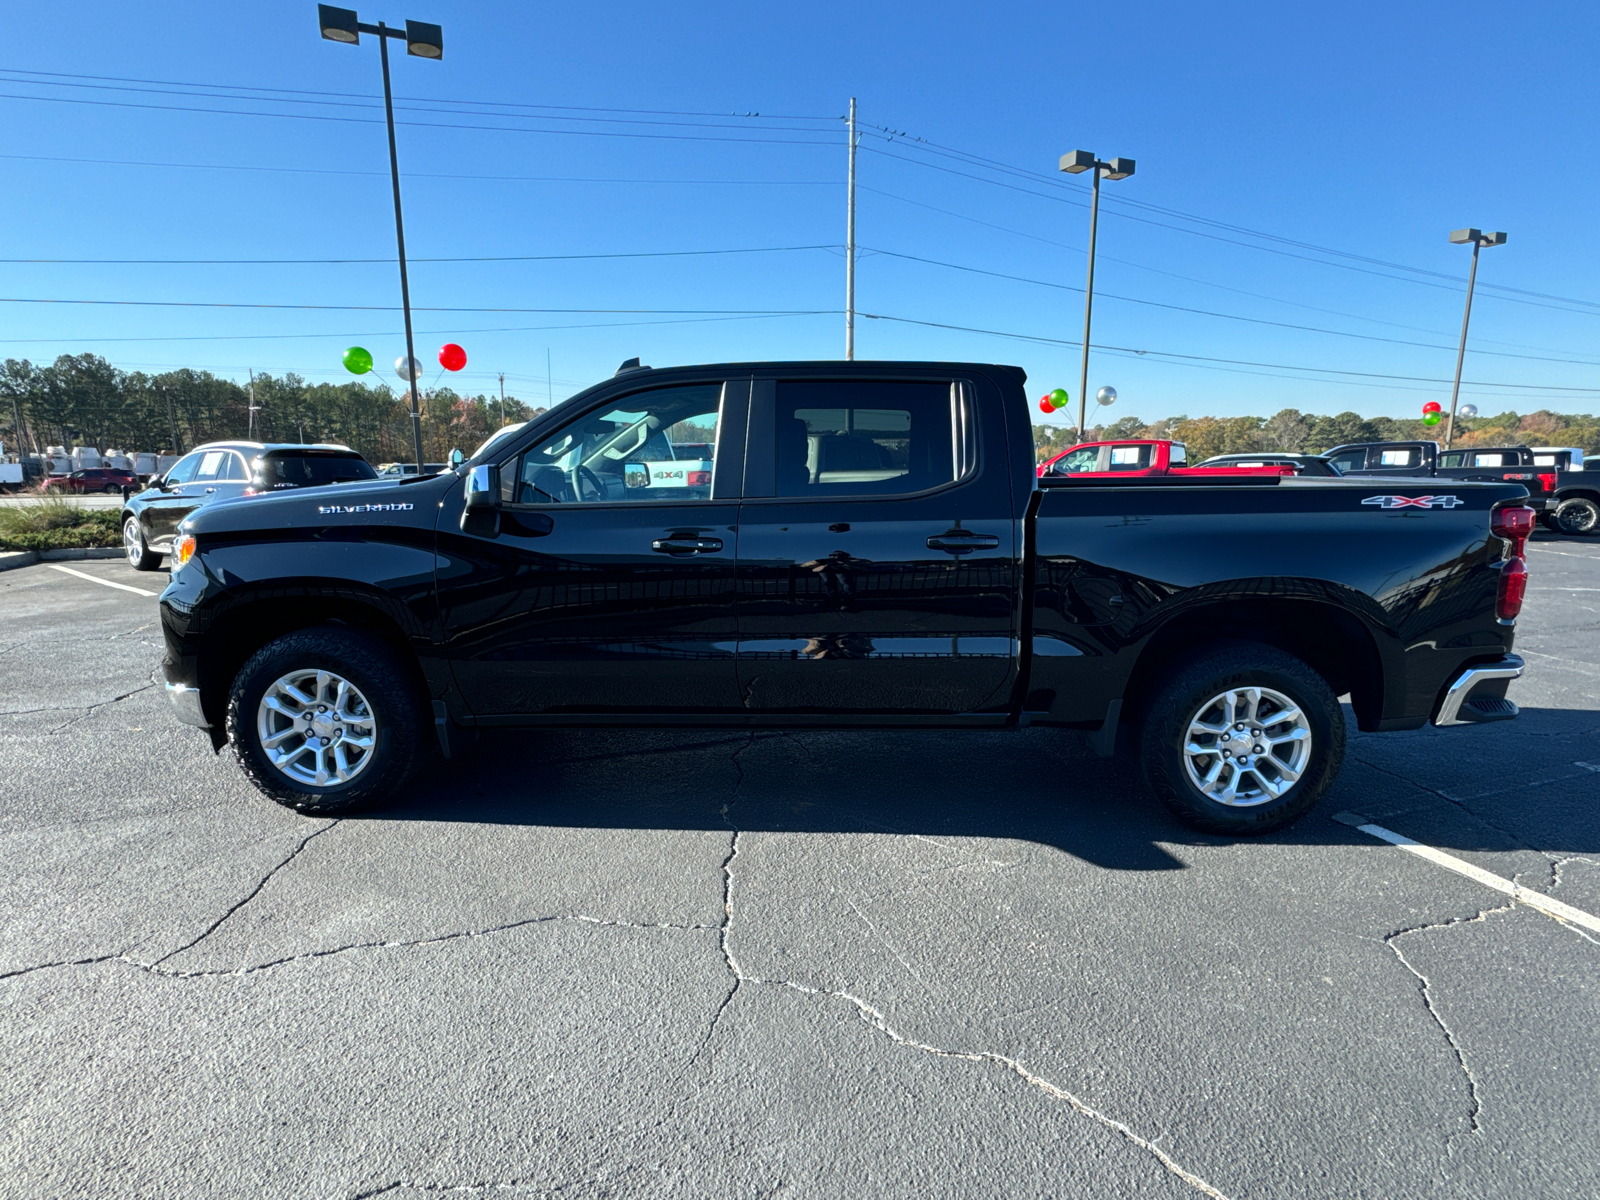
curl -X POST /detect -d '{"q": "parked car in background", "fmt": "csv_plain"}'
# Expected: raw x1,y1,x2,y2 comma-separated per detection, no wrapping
45,467,140,494
1193,453,1344,476
376,462,449,478
1038,438,1293,479
245,446,377,494
121,442,374,570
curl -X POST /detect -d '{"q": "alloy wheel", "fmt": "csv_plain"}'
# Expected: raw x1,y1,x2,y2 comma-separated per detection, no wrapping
255,668,378,788
1182,685,1313,807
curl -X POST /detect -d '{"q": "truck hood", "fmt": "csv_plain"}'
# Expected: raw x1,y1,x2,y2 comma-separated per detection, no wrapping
184,473,457,538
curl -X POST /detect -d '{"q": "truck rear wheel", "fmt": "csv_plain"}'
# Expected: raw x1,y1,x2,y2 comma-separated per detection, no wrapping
1139,642,1344,835
226,626,426,815
1553,496,1599,536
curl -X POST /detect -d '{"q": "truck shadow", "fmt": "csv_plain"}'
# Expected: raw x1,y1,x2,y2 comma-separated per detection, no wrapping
357,704,1600,871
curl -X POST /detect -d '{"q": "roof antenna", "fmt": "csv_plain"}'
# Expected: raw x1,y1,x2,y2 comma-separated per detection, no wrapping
615,357,648,375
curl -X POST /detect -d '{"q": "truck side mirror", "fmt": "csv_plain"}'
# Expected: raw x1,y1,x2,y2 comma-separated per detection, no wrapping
449,448,464,469
464,463,498,510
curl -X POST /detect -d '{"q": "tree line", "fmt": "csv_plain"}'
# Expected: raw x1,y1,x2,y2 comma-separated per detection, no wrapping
4,353,1596,469
1034,406,1600,463
0,353,545,466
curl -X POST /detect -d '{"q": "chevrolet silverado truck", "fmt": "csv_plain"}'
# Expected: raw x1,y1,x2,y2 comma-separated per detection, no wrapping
158,360,1534,834
1529,447,1599,536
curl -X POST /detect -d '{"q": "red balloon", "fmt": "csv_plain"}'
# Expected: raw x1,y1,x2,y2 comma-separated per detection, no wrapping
438,343,467,372
1421,401,1442,414
1039,396,1056,415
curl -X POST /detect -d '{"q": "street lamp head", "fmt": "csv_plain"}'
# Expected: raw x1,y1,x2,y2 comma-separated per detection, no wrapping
1104,157,1136,181
318,4,360,43
1481,230,1507,247
1449,228,1482,245
1060,149,1097,175
405,19,443,57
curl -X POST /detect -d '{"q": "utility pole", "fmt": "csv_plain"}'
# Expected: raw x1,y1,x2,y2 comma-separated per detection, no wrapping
499,372,506,427
845,97,858,361
247,368,260,440
1444,228,1506,451
163,383,180,454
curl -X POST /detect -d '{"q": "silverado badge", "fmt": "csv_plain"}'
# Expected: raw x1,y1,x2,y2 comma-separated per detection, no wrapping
317,503,415,514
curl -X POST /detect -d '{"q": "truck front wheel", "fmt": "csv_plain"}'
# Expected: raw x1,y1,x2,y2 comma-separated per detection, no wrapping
1139,642,1344,834
226,626,426,815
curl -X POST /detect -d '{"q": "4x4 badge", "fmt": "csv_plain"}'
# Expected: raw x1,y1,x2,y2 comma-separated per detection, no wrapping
1361,494,1463,509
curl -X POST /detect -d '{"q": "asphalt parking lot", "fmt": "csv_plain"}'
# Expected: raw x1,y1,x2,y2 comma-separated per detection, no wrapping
2,535,1597,1199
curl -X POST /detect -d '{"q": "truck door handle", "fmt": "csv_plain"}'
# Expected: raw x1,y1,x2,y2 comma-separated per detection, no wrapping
652,536,723,555
926,531,999,554
204,487,216,493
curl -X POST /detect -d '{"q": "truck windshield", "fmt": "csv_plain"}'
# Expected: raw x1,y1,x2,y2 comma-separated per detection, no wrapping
1050,447,1101,474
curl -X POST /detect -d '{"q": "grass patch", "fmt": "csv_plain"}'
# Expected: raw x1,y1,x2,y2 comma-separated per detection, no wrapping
0,499,122,551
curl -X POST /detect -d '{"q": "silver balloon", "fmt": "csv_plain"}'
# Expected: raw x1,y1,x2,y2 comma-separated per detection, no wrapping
1458,403,1479,418
1096,386,1117,406
394,355,422,382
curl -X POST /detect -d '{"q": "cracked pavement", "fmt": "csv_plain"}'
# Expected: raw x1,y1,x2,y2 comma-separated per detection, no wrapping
3,542,1598,1198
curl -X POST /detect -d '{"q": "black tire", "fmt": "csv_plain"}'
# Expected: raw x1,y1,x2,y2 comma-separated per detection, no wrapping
123,517,162,571
1553,496,1600,537
1138,641,1344,835
226,626,427,815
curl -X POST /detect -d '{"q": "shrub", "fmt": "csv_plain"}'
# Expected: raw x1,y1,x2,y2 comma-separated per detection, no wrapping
0,500,122,551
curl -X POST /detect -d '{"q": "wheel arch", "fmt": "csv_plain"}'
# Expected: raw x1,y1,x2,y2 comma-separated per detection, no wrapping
1122,595,1386,732
195,585,431,736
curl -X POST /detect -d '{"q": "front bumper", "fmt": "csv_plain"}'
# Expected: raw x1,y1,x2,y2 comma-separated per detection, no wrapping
1432,654,1524,726
165,682,211,729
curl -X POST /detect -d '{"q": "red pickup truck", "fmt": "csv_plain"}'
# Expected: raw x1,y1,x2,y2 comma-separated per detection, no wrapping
1038,439,1293,479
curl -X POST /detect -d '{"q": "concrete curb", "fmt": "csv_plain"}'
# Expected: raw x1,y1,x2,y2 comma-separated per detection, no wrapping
0,550,38,572
39,547,124,561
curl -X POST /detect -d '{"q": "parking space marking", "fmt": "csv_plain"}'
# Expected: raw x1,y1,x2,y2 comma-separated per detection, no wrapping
1334,812,1600,935
45,564,159,597
1529,547,1600,559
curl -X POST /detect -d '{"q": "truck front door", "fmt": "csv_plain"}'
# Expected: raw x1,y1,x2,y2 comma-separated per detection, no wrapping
734,375,1018,716
437,379,747,717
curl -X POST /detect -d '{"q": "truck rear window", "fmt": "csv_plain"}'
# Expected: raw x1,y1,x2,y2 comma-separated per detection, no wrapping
776,381,962,497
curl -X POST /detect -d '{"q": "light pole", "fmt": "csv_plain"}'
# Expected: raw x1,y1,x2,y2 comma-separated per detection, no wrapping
318,5,443,474
1060,150,1135,440
1444,227,1506,451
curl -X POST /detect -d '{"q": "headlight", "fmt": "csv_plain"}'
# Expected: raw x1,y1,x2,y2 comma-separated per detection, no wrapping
174,534,197,567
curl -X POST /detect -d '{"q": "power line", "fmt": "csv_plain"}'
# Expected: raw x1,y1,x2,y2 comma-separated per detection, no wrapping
0,90,842,146
862,246,1600,368
0,244,838,265
0,152,838,187
859,313,1600,395
0,297,834,315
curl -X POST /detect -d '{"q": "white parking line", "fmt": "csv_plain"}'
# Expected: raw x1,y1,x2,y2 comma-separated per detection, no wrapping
46,563,159,597
1335,813,1600,935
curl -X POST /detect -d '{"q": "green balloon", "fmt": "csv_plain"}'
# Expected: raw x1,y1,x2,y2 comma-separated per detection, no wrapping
343,346,373,375
1421,411,1442,426
1049,387,1070,409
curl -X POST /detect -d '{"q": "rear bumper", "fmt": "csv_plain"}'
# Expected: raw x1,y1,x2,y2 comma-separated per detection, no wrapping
1432,654,1523,727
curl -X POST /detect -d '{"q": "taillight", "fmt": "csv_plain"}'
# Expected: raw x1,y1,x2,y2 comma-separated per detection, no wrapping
1537,473,1557,493
1497,557,1528,620
1491,504,1535,557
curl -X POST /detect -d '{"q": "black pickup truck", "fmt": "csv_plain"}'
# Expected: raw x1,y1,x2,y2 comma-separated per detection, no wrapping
1323,440,1559,517
1529,448,1600,536
159,361,1533,834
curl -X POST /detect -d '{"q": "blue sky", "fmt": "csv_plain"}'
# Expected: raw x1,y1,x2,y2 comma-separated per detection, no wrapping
2,0,1598,426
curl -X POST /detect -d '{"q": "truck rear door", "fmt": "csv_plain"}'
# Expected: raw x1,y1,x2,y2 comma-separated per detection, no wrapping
734,374,1018,717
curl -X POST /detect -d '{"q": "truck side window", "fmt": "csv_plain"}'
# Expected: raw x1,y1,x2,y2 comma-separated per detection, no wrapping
1050,447,1101,475
1325,451,1366,474
1107,445,1151,471
502,383,722,505
1379,449,1417,467
774,380,962,497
